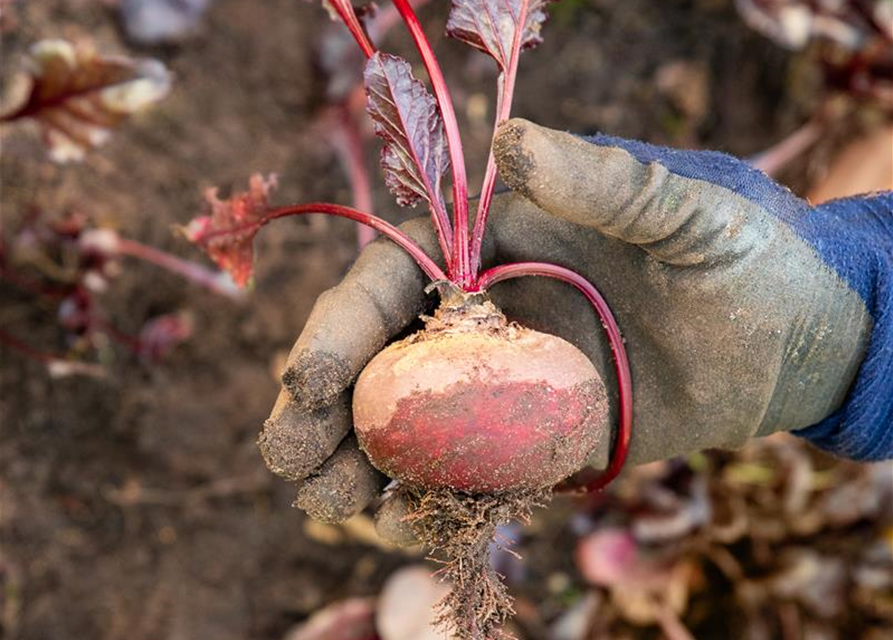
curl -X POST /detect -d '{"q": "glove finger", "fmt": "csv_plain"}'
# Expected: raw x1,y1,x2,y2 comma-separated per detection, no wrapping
282,218,439,410
258,388,352,482
294,435,386,523
374,493,420,547
494,118,767,266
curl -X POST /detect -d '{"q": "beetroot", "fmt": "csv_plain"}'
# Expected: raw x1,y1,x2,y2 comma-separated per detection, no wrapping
184,2,634,638
355,297,609,494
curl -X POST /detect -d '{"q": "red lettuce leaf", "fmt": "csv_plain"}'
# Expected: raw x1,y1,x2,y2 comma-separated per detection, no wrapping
363,52,450,211
445,0,553,70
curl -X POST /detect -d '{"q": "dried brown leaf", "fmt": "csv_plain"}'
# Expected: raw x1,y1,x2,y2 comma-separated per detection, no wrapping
0,39,171,163
445,0,553,70
363,52,449,210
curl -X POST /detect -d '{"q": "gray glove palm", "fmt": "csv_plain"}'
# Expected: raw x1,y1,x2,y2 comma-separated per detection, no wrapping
259,119,871,535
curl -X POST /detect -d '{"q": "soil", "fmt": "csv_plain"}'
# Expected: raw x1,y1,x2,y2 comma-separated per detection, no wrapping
0,1,866,639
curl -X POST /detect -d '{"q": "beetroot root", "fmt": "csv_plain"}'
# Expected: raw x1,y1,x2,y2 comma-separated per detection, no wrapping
353,294,609,494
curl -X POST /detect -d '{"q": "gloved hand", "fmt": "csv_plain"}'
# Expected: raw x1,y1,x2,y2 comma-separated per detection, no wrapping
259,118,892,541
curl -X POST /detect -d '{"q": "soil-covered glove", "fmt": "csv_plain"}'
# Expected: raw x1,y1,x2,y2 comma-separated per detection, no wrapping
259,117,892,536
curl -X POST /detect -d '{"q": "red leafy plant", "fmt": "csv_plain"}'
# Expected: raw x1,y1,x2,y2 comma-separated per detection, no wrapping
180,173,279,288
0,38,171,163
0,208,240,378
314,0,433,248
185,2,632,637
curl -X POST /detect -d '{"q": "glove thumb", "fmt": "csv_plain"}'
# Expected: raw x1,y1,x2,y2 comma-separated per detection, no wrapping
493,118,763,266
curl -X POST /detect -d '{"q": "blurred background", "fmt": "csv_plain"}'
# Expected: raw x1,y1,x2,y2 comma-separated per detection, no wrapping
0,1,891,639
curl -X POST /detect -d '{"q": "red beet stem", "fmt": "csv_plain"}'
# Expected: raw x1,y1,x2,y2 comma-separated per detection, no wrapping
92,317,143,353
0,328,105,377
201,202,447,282
0,263,71,299
116,238,244,299
326,0,376,58
324,105,378,249
475,262,632,492
390,0,471,287
748,118,823,177
330,1,455,272
469,0,530,275
367,0,433,42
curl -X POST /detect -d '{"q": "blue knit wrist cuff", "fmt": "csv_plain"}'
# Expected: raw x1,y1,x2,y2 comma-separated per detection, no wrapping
795,194,892,461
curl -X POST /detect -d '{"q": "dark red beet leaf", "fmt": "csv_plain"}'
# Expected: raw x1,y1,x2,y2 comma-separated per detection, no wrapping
179,174,278,287
445,0,553,71
364,52,451,225
445,0,555,274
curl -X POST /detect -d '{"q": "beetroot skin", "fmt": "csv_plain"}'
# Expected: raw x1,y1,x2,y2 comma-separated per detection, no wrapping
353,297,609,494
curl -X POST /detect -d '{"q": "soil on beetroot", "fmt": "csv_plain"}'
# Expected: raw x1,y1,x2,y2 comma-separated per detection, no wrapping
0,1,874,639
354,296,608,494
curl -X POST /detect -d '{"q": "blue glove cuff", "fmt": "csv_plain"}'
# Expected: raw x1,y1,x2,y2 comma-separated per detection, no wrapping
586,133,892,461
793,193,892,461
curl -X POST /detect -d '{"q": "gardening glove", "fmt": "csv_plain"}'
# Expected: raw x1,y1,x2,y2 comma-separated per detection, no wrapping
259,117,892,539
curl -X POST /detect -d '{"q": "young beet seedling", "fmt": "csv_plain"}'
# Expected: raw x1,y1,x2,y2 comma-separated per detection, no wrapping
185,1,632,637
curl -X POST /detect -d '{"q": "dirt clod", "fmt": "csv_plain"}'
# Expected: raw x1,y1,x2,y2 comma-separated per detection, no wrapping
493,120,537,201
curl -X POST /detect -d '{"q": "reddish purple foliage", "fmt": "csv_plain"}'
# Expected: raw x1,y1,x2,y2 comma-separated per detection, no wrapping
180,174,278,287
363,53,450,214
445,0,553,69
